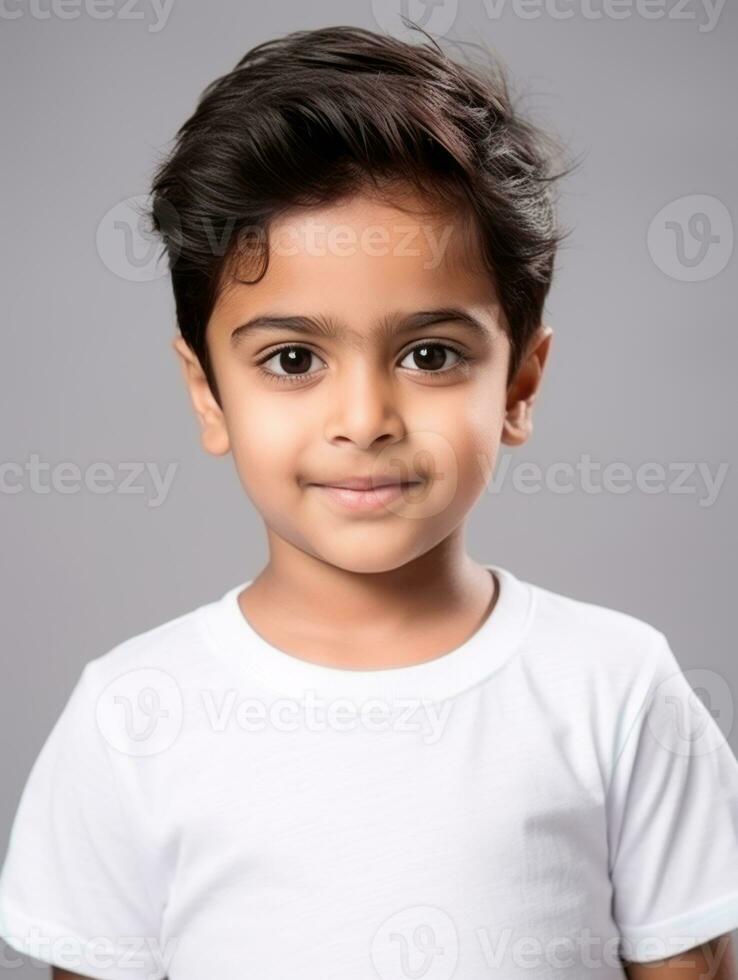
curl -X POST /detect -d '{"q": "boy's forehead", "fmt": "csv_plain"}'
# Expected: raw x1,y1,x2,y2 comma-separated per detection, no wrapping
268,191,479,275
211,191,496,331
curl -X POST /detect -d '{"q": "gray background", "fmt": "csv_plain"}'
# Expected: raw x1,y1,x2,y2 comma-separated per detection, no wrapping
1,0,736,973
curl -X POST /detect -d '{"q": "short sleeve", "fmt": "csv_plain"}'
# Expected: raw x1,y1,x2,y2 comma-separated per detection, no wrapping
607,630,738,964
0,663,167,980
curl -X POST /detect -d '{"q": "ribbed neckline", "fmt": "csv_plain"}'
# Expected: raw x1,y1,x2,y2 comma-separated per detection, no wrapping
202,564,536,703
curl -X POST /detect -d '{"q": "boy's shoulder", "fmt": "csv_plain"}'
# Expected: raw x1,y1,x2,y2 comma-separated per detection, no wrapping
81,589,223,691
527,572,666,644
520,570,673,688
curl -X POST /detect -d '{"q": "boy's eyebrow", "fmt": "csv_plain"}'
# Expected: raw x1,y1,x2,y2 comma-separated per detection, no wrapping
229,308,493,347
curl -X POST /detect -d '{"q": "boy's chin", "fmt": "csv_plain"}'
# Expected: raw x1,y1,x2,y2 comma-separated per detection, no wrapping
304,534,440,576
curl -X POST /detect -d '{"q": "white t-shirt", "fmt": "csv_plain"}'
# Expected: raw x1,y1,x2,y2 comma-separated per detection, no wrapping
1,564,738,980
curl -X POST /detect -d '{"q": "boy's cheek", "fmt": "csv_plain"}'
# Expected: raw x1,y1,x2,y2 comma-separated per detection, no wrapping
430,409,505,483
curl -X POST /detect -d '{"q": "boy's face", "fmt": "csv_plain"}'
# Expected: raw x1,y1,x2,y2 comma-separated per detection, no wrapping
174,188,552,574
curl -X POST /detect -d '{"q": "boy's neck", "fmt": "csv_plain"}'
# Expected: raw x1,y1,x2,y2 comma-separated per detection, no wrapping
236,540,498,670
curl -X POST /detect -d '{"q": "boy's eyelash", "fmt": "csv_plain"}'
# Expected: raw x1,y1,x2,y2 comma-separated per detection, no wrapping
255,341,472,385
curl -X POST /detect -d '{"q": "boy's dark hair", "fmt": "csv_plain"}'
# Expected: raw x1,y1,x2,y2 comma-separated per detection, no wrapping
146,23,574,405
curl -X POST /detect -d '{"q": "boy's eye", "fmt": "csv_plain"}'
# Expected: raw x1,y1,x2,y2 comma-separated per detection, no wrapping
258,341,468,383
260,345,321,378
398,343,465,373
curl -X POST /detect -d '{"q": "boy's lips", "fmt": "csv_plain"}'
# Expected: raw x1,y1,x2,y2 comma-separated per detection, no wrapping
311,481,423,512
306,475,425,513
312,475,423,491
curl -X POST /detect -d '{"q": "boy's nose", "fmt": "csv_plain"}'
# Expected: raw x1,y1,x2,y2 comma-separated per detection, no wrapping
323,369,406,450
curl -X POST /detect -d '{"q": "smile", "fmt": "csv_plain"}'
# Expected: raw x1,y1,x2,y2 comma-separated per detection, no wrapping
311,482,423,512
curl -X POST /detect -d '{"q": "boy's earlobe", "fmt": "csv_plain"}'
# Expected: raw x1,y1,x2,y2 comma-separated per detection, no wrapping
502,401,533,447
171,334,231,457
501,324,553,447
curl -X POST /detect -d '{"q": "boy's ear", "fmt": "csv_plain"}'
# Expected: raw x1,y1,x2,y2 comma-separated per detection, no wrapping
171,334,230,457
501,324,554,447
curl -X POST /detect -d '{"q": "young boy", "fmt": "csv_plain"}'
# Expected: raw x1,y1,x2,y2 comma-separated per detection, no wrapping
1,23,737,980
